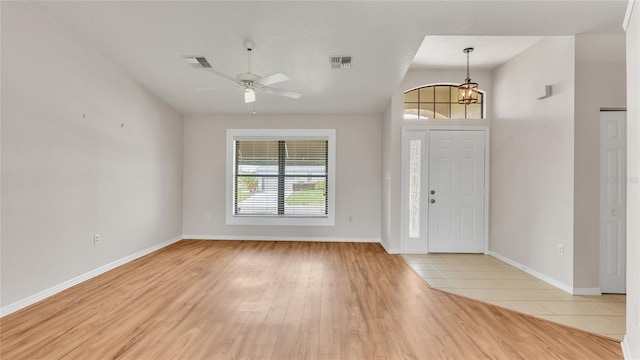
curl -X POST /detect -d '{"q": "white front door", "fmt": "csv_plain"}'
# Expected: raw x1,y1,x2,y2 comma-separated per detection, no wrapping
600,110,626,294
428,130,486,253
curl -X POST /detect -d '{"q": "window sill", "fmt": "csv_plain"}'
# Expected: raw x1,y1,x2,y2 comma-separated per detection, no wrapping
226,214,335,227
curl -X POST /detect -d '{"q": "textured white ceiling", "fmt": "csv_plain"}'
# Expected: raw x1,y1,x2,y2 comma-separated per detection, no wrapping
411,36,544,70
33,1,627,115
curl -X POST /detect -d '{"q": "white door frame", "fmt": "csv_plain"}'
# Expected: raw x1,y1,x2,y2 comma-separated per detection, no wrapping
401,126,490,254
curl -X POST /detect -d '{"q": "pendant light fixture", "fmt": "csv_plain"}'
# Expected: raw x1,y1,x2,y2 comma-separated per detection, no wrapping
458,47,479,104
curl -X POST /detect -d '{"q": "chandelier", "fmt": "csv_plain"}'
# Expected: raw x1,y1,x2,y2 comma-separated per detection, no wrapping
458,47,479,105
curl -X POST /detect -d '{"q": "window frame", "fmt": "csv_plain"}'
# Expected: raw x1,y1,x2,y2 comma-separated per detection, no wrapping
403,83,486,120
226,129,336,226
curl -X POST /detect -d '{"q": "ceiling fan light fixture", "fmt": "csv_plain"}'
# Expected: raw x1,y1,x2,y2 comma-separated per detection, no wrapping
244,88,256,103
458,47,479,105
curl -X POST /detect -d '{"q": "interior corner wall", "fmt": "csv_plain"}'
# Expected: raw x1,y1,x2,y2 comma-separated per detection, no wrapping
491,37,576,288
625,1,640,357
381,102,395,251
573,34,627,290
182,114,381,242
384,93,404,252
1,3,184,307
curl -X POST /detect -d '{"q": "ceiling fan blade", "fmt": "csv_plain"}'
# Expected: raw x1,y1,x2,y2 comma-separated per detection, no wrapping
244,89,256,103
262,87,302,99
204,68,240,84
256,72,289,87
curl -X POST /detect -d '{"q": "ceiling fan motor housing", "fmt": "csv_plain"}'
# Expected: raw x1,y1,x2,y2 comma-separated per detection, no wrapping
237,72,261,82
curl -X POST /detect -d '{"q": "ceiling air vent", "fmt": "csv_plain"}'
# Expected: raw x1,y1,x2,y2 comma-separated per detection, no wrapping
330,56,351,69
184,56,212,69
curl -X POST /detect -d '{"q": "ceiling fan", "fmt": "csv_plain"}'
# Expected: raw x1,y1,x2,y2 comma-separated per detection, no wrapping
186,41,302,104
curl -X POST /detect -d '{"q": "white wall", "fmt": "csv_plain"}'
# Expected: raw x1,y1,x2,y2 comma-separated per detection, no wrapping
182,114,381,241
573,34,627,290
491,37,576,288
1,3,184,308
380,68,493,252
380,95,402,252
381,103,394,251
625,1,640,357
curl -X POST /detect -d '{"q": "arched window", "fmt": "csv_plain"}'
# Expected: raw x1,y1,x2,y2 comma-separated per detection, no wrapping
404,84,485,119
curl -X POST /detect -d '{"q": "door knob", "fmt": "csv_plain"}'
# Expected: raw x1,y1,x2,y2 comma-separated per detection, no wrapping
430,199,436,204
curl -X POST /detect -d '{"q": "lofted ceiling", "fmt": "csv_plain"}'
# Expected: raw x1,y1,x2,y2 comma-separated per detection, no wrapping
411,36,544,70
33,1,627,115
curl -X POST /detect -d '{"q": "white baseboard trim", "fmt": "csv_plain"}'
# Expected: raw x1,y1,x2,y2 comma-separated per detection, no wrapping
621,335,635,360
0,235,183,318
488,251,574,295
379,241,401,254
572,287,602,296
183,235,380,243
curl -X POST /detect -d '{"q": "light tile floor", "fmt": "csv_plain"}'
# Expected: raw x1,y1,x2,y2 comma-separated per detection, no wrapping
402,253,626,341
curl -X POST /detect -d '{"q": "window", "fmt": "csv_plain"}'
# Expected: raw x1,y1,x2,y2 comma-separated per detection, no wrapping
226,129,336,226
404,84,485,119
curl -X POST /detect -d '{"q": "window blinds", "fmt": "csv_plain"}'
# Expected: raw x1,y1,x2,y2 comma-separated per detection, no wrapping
234,139,328,217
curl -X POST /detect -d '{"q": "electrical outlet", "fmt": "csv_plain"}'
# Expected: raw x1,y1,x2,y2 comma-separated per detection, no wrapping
205,212,211,221
94,234,101,245
557,244,564,255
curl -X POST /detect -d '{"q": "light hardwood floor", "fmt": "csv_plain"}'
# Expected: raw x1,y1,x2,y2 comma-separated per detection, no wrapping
1,240,622,359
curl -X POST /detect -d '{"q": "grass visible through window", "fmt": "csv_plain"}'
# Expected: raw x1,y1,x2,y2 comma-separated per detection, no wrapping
285,190,326,206
237,189,254,202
